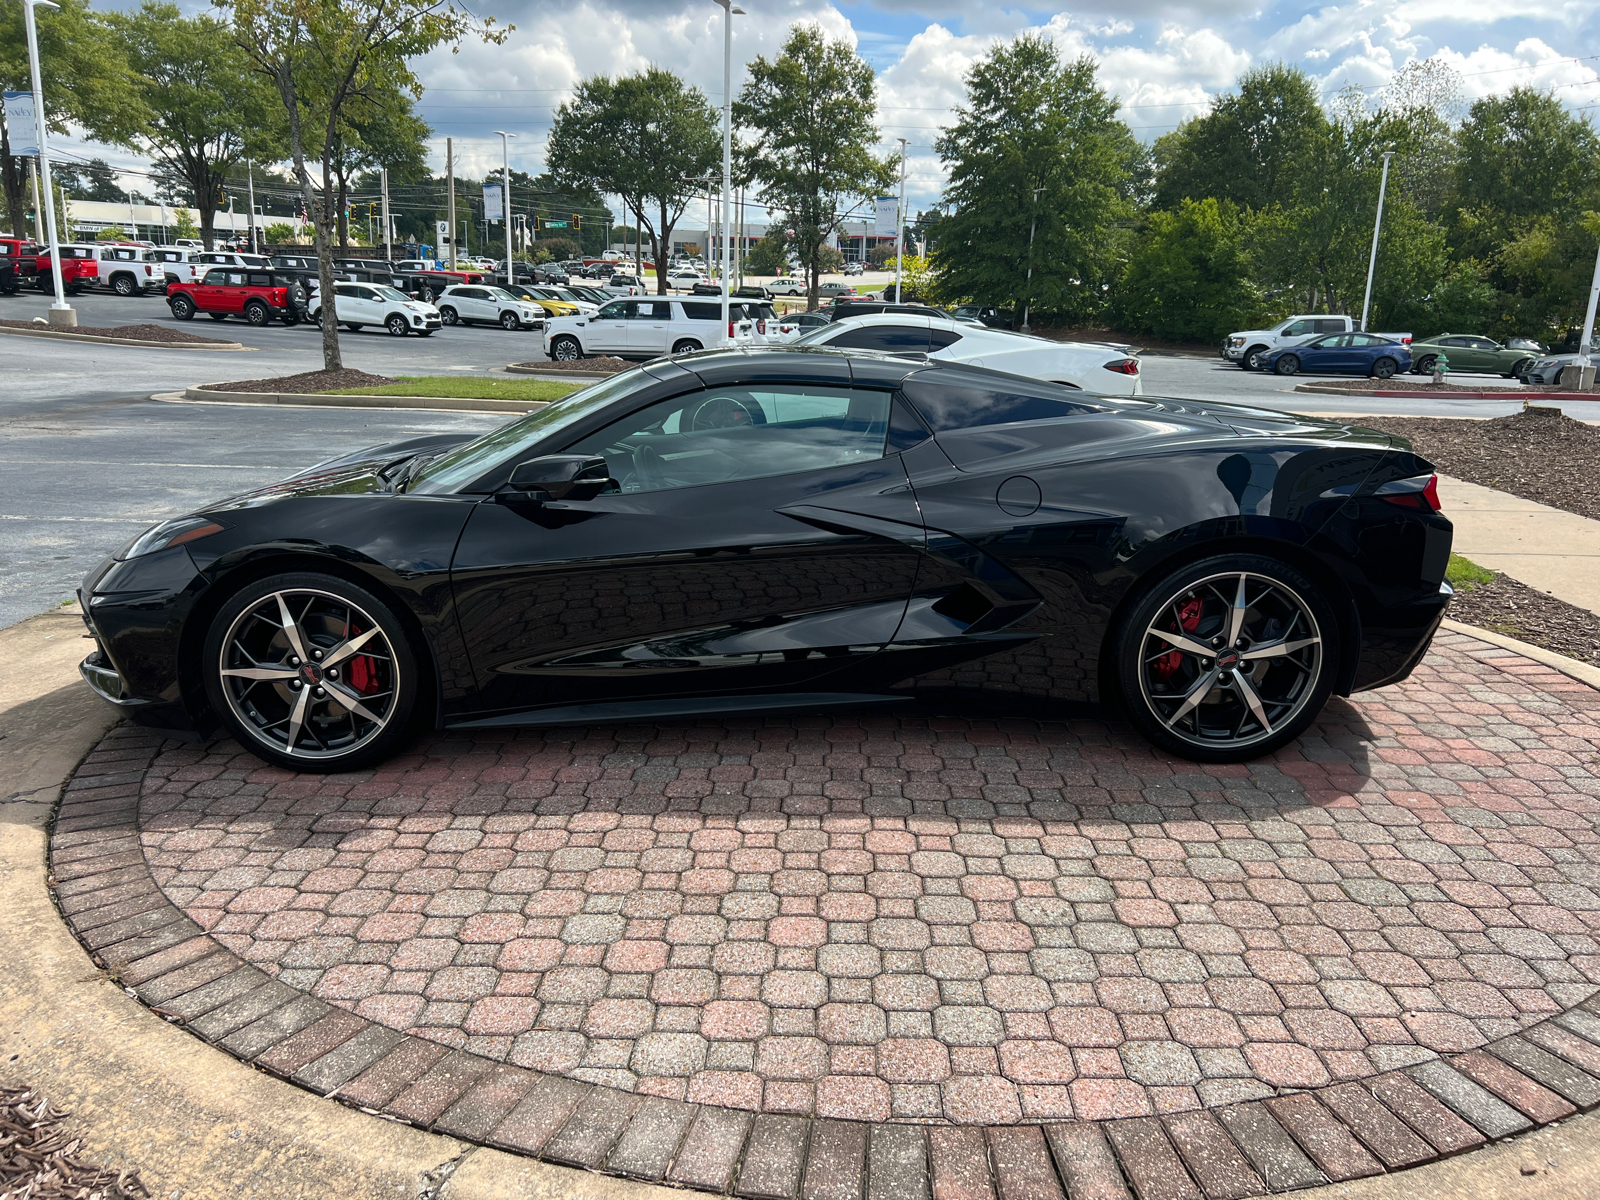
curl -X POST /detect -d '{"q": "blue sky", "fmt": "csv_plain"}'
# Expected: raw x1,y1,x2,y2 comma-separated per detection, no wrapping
45,0,1600,228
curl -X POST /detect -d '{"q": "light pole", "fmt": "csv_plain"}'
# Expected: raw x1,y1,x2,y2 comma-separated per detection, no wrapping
19,0,72,323
894,137,908,303
494,130,514,284
714,0,743,342
1359,147,1395,333
1020,185,1044,333
246,158,257,254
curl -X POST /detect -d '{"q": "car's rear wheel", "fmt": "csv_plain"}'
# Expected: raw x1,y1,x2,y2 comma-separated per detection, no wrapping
169,295,195,321
244,301,271,327
440,306,459,325
551,335,581,361
1370,356,1397,380
1113,555,1338,762
672,338,702,355
203,573,422,773
1413,354,1437,375
500,310,521,330
386,313,409,337
1273,354,1299,376
112,274,137,296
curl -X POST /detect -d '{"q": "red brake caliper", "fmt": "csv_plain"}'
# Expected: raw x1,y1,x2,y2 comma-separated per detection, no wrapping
1153,598,1202,681
344,626,382,694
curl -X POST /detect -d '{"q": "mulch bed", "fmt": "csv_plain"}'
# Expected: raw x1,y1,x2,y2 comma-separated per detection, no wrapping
1302,377,1569,393
198,369,397,394
511,357,631,375
0,1084,149,1199
0,319,233,346
1362,408,1600,522
1451,572,1600,667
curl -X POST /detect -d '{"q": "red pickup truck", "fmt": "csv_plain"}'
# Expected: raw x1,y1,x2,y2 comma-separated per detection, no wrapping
0,237,39,294
30,243,100,294
166,267,306,326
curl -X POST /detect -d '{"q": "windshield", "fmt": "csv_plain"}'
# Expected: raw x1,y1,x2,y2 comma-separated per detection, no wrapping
376,285,410,302
791,323,839,347
486,287,523,302
409,367,657,493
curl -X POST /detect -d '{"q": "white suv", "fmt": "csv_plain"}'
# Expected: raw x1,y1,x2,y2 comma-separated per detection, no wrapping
544,296,749,361
436,285,547,331
310,281,441,336
766,277,805,295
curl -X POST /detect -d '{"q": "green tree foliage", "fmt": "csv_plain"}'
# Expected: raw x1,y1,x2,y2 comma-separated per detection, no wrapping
743,230,791,276
172,208,199,240
736,24,893,309
533,235,579,261
932,34,1137,323
328,85,431,248
0,0,143,241
53,158,129,202
547,68,719,294
1115,199,1263,342
263,221,297,244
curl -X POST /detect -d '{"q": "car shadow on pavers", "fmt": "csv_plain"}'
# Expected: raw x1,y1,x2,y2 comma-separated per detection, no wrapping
47,629,1600,1200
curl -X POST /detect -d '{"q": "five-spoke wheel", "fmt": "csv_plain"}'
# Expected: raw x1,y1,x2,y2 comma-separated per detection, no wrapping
1116,556,1336,761
203,574,421,771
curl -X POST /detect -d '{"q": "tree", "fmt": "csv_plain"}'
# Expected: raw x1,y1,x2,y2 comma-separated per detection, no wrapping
744,230,790,276
736,24,892,310
223,0,505,370
52,158,128,202
96,223,128,242
932,34,1137,322
172,208,199,240
1152,64,1329,213
1116,199,1265,342
264,221,297,244
329,84,430,249
109,2,283,251
1,0,142,241
547,68,718,294
533,235,579,261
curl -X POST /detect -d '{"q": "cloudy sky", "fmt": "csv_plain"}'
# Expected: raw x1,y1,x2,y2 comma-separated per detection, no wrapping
52,0,1600,228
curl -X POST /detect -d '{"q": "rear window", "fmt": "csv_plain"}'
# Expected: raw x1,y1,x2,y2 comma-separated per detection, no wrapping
902,377,1103,432
247,273,272,286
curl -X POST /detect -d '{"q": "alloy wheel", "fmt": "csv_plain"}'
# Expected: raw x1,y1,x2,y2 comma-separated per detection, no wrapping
216,588,400,762
1136,571,1323,752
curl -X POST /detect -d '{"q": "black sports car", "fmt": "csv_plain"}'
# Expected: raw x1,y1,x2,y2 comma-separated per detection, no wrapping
78,348,1453,771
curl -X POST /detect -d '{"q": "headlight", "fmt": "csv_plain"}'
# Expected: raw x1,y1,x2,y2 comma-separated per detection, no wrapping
116,516,225,560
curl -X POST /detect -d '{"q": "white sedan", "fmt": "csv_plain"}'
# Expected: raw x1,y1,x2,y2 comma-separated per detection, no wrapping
309,282,441,336
789,313,1143,396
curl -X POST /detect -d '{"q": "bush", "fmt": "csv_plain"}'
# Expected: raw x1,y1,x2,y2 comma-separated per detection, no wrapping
744,231,791,276
535,236,579,262
96,225,128,242
264,223,298,245
1116,198,1266,343
868,242,896,268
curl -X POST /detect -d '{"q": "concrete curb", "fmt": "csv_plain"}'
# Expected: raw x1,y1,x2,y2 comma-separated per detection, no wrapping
505,363,626,381
1293,382,1598,401
163,385,550,415
1441,617,1600,690
0,323,249,350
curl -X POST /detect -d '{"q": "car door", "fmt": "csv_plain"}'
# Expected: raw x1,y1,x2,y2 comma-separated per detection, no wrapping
586,300,634,352
221,270,250,313
193,267,227,308
448,374,926,716
1307,334,1352,371
628,299,674,355
1464,336,1500,371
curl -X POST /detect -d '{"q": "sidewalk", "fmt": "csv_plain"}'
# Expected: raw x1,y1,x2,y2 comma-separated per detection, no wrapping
1436,475,1600,619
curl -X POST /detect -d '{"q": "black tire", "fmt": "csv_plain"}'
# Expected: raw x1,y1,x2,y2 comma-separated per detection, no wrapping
208,312,229,322
1413,354,1437,375
500,310,521,330
202,571,424,773
1273,354,1299,376
281,312,300,327
672,338,702,355
440,306,459,326
1112,553,1339,763
551,334,582,361
1242,345,1268,371
344,323,363,332
244,301,271,327
112,274,138,296
1510,358,1532,378
1370,357,1397,380
417,329,433,337
169,295,196,321
386,313,409,337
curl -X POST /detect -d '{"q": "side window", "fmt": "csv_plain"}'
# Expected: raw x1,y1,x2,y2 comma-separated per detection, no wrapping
1282,320,1314,336
901,378,1103,432
640,301,673,320
596,301,627,320
247,273,272,286
203,268,228,285
564,387,892,494
1314,318,1345,333
227,271,247,286
929,329,963,350
335,285,357,298
1470,337,1498,349
1320,335,1351,348
827,324,931,353
355,286,377,300
682,302,721,321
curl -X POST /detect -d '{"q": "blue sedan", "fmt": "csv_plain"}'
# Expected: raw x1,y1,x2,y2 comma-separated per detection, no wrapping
1262,334,1413,379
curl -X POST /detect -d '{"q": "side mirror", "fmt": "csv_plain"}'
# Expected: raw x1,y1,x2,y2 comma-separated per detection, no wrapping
497,454,612,506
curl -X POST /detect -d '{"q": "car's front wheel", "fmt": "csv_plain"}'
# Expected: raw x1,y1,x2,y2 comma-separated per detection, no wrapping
169,295,195,321
203,573,423,773
1113,554,1338,762
386,313,410,337
500,310,521,330
1509,357,1532,378
1273,354,1299,376
551,335,581,361
1242,346,1268,371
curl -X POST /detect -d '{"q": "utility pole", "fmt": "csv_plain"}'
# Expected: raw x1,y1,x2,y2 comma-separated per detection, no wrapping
445,137,456,269
1021,186,1044,333
27,158,42,242
494,131,513,283
714,0,743,340
894,137,908,304
1577,235,1600,376
21,0,72,324
380,167,390,261
1359,148,1395,333
246,158,257,253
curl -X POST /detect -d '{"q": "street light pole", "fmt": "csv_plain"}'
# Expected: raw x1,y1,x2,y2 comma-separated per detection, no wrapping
1577,236,1600,374
246,158,257,254
380,166,390,260
446,137,456,269
20,0,72,324
1021,185,1044,333
894,137,908,304
714,0,744,342
1359,148,1395,333
494,130,514,284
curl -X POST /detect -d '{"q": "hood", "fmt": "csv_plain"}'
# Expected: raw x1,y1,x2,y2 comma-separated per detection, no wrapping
210,433,477,508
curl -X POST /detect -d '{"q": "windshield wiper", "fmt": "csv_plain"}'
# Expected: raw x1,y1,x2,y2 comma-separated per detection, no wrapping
394,453,438,493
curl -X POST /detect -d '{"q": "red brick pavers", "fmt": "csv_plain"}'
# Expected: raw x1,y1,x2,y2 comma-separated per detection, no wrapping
134,630,1600,1124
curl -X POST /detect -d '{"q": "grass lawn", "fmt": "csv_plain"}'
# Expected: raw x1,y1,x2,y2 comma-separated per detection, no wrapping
328,375,581,402
1446,553,1497,591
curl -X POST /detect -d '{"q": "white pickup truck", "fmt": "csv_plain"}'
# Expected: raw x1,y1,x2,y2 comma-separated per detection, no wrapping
1223,315,1412,371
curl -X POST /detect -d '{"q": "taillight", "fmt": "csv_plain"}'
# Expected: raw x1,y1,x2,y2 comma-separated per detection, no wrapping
728,320,736,337
1103,357,1140,375
757,318,766,335
1378,474,1441,512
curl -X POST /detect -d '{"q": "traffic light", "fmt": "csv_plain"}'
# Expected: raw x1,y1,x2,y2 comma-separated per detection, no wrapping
348,203,358,219
572,214,582,230
369,202,378,217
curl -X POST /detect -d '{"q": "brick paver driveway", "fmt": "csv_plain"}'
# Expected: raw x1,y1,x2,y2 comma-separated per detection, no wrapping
121,629,1600,1128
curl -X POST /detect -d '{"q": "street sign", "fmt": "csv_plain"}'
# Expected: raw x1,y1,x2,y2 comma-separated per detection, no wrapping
543,220,568,229
3,91,40,156
482,183,503,221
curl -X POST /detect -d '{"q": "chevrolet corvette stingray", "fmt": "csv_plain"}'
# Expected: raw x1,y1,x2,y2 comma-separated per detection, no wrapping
79,347,1453,771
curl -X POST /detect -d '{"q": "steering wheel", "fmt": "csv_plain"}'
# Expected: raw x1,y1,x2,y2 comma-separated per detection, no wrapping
632,444,668,491
687,395,764,431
